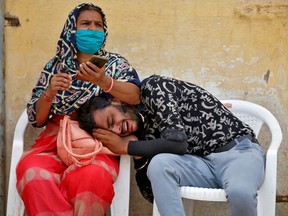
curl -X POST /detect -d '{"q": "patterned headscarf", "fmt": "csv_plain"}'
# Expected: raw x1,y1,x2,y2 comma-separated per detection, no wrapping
27,3,140,126
55,3,108,74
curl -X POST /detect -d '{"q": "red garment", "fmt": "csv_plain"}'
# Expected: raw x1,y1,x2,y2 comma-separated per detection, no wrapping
16,115,119,216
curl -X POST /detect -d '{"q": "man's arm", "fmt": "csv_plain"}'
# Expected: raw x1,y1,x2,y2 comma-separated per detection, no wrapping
128,138,187,157
93,128,136,154
93,128,187,157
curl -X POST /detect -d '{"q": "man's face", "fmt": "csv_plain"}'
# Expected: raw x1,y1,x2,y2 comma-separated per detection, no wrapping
92,104,139,136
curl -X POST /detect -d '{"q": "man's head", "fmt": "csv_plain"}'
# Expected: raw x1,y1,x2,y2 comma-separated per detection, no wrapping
77,96,142,136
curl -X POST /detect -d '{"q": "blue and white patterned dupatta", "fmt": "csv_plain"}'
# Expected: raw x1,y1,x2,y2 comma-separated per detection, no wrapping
27,3,140,126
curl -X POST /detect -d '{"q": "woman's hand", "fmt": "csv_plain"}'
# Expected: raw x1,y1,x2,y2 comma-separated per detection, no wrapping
92,128,138,155
46,72,72,98
76,62,111,89
77,61,140,105
35,72,72,127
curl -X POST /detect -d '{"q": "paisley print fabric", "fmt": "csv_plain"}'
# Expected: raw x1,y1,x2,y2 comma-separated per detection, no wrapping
140,75,255,156
27,3,140,126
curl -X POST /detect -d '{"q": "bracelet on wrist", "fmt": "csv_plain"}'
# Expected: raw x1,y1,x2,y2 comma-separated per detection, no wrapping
43,92,54,103
135,158,149,171
103,77,114,93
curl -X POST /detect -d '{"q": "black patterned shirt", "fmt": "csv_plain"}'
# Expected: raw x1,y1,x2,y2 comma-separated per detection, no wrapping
133,74,255,156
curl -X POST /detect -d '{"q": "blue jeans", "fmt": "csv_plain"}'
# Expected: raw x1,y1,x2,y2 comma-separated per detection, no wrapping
147,138,266,216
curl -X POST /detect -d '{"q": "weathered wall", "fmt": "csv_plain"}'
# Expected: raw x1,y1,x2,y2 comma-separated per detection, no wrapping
3,0,288,215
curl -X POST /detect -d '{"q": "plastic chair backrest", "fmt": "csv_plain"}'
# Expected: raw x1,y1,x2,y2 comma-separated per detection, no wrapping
6,109,131,216
153,100,282,216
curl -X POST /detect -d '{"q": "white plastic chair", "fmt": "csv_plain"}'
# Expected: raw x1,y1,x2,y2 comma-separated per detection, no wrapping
153,100,283,216
6,109,131,216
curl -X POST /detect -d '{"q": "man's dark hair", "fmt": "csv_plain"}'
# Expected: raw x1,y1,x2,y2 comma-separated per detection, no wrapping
77,96,111,134
77,95,144,137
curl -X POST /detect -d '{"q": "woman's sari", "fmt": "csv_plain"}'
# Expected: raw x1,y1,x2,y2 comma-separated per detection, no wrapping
16,115,119,215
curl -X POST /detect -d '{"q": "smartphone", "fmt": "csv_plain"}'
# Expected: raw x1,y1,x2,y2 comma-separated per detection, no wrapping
89,55,108,68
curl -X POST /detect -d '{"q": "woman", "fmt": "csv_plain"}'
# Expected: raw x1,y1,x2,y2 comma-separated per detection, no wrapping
16,3,140,216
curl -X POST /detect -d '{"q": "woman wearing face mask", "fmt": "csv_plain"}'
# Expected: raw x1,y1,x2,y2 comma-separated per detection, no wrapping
16,3,140,216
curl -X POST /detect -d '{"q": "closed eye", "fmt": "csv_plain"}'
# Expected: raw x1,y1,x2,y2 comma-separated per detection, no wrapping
107,116,111,129
107,116,114,130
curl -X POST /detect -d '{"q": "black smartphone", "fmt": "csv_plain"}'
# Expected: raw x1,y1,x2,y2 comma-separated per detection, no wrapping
89,55,108,68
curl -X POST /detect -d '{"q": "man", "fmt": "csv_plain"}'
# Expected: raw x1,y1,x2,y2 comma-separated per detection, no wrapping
77,74,265,216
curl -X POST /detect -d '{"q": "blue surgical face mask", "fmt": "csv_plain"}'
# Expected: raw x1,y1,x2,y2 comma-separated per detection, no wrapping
75,29,105,54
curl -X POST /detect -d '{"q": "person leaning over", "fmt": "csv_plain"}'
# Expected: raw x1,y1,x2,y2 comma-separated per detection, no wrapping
16,3,140,216
78,74,265,216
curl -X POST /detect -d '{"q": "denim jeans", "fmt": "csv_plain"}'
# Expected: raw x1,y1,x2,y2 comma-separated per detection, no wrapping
147,138,266,216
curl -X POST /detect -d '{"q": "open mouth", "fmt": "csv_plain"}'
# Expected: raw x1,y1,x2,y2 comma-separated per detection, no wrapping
121,121,129,134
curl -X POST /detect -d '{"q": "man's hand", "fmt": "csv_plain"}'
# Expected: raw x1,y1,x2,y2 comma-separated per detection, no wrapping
93,128,138,155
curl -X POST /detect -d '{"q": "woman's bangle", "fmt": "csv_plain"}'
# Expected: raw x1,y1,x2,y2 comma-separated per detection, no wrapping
103,77,114,93
43,92,54,103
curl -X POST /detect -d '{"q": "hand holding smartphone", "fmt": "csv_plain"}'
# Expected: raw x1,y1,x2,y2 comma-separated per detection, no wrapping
89,55,108,68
